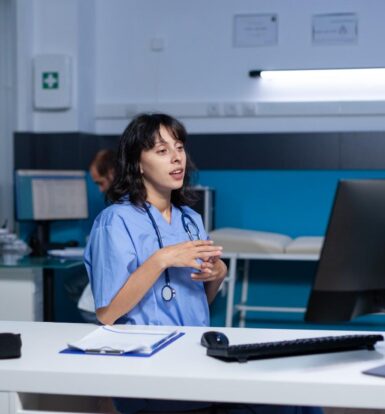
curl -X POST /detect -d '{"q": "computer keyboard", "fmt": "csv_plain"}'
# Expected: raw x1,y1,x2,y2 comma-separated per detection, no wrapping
204,333,384,362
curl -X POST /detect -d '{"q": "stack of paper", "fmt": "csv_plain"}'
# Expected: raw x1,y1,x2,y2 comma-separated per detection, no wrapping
48,247,85,259
67,325,178,355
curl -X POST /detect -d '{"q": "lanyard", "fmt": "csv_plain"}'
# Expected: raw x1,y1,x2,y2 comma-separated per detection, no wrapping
144,204,201,301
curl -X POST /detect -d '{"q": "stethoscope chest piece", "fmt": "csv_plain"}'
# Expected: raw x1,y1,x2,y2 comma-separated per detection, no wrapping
161,284,175,302
144,203,199,302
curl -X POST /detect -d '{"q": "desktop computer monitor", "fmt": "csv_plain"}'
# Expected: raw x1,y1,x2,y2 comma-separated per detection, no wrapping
15,170,88,254
15,170,88,221
305,179,385,323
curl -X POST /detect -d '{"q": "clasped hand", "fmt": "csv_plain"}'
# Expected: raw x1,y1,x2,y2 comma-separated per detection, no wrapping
159,240,224,282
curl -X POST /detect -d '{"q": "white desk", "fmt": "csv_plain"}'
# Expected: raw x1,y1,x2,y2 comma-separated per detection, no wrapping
1,322,385,413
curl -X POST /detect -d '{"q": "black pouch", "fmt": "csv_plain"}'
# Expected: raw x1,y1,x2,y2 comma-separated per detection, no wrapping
0,333,22,359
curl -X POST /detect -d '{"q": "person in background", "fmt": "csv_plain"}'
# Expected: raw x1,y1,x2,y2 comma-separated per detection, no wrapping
84,113,323,414
89,149,116,193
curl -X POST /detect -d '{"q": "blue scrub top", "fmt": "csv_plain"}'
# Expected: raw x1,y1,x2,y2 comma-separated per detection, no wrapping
84,199,210,327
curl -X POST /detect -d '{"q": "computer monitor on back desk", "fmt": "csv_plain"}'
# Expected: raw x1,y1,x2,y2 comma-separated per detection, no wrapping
15,170,88,255
305,179,385,323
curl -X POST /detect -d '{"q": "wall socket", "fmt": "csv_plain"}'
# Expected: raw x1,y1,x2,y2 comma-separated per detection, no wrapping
242,102,258,116
223,103,238,117
206,103,221,117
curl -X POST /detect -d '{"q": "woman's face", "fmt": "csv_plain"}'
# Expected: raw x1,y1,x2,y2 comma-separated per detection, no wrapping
139,125,186,197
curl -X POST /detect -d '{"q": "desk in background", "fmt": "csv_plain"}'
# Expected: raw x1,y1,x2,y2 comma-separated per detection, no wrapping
222,252,319,327
210,229,322,327
0,321,385,413
0,256,83,321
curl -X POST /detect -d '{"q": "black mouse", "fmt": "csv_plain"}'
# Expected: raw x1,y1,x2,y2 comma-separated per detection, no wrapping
201,331,229,348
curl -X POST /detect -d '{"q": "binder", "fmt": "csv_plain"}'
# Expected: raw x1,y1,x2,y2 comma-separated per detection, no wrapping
60,325,184,357
363,364,385,379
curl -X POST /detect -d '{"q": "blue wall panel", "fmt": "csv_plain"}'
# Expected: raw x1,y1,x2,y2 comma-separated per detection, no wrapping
197,170,385,236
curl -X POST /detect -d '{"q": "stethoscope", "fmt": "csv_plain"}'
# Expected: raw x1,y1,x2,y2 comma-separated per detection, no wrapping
144,203,201,302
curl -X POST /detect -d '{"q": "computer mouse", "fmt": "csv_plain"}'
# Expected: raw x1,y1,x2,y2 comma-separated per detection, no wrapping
201,331,229,348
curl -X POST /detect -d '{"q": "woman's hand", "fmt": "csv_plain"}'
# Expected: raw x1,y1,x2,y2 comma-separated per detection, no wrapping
155,240,223,271
153,240,227,305
191,255,227,283
196,255,228,304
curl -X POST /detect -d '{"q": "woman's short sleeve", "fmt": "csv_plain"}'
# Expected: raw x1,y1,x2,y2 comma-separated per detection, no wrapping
84,213,138,309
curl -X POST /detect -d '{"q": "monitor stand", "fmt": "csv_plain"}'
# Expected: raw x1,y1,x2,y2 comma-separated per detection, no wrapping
29,221,50,257
29,221,79,257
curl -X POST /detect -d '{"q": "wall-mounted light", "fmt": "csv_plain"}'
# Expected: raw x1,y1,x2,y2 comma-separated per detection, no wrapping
249,68,385,82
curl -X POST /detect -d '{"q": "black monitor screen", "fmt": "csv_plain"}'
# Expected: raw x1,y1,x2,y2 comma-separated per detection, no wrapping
305,179,385,323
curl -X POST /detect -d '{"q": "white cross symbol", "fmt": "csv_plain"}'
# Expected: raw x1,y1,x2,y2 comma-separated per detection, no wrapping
44,73,57,88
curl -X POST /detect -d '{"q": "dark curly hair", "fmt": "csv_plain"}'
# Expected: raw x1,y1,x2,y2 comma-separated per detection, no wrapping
106,113,197,207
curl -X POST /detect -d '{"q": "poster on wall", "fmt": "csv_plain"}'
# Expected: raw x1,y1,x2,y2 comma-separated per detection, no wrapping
233,14,278,47
312,13,358,45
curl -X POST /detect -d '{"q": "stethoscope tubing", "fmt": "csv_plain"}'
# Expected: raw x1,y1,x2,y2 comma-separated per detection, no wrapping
144,203,201,301
181,212,200,241
144,204,171,284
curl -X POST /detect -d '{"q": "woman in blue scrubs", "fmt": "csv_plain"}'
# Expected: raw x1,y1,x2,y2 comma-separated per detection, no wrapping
84,113,322,414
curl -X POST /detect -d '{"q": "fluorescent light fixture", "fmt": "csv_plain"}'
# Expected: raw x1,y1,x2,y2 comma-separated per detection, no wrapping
249,68,385,82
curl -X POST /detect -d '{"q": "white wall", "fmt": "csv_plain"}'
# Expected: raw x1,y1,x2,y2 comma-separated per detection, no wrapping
93,0,385,133
12,0,385,135
0,0,16,228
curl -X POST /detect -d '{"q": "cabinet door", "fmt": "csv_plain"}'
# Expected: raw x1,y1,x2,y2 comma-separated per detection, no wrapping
0,391,10,414
0,268,43,321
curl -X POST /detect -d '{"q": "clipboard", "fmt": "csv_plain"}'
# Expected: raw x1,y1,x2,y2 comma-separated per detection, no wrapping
60,325,184,357
363,363,385,379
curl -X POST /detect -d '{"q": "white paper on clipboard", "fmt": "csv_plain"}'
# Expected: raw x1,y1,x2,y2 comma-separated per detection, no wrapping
67,325,178,354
